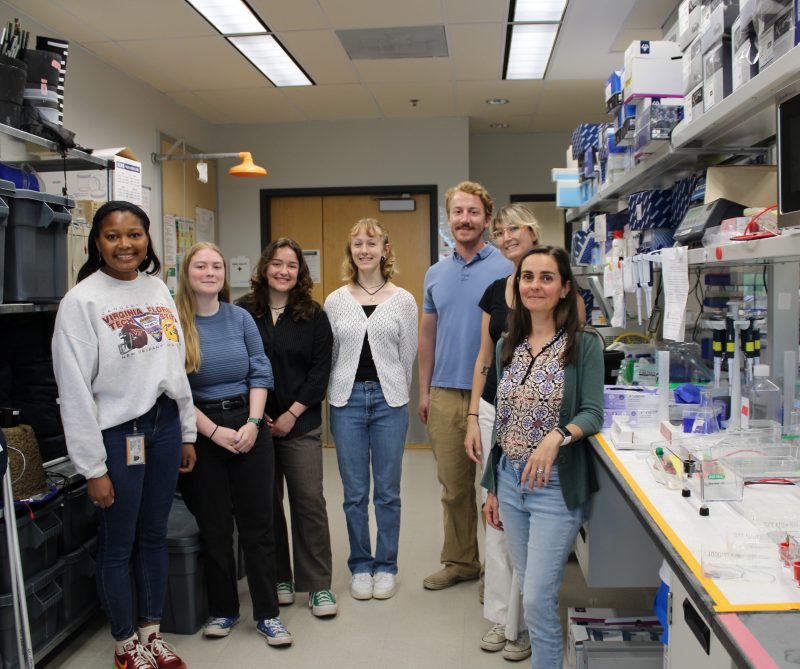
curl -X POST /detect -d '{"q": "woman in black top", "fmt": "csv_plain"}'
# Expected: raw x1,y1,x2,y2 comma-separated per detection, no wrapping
464,204,540,660
239,238,337,618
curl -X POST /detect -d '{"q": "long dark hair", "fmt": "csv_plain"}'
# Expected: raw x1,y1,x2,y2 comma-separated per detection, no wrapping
502,246,581,367
239,238,317,321
76,201,161,282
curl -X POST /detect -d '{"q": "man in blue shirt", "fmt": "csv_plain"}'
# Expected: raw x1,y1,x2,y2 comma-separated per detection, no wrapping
418,181,513,590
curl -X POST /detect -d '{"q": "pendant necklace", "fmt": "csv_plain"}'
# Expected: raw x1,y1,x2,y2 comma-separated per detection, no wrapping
356,279,387,304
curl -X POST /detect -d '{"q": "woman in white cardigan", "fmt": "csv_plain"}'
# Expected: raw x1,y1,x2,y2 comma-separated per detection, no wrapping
325,218,418,601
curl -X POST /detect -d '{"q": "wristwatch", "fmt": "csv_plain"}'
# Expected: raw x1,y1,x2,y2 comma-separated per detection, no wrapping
555,426,572,446
247,417,263,428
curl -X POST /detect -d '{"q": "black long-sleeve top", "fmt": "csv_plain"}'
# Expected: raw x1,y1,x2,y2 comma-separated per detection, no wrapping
248,305,333,440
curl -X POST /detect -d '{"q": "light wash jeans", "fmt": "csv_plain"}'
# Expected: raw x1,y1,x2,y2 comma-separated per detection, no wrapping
497,455,587,669
330,381,408,575
479,398,524,639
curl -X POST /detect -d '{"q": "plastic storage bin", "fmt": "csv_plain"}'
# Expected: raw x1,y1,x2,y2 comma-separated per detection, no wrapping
160,498,207,635
0,179,12,303
60,537,98,622
0,497,62,592
0,560,63,669
59,482,97,554
3,189,73,302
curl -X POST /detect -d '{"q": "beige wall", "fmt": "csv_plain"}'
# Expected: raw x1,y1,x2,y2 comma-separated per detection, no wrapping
0,1,217,256
470,132,572,204
214,117,469,282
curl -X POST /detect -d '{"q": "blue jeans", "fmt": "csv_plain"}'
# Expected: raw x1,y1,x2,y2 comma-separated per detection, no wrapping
96,395,182,640
497,455,587,669
330,381,408,575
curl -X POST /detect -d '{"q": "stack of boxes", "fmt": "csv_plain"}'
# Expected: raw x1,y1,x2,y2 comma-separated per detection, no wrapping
679,0,798,126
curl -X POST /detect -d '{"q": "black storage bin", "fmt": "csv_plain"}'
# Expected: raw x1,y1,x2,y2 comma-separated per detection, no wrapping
0,559,63,669
60,537,98,623
59,481,96,554
4,189,73,302
0,179,13,304
160,498,207,635
0,496,62,592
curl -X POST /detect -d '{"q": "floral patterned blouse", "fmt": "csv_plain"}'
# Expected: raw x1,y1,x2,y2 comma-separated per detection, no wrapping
495,329,567,461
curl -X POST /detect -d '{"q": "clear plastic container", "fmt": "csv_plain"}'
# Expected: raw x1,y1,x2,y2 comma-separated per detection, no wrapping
742,364,782,430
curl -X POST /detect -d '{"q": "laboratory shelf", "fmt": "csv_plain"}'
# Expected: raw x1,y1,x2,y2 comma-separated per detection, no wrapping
672,45,800,150
0,303,59,315
687,228,800,267
0,122,112,172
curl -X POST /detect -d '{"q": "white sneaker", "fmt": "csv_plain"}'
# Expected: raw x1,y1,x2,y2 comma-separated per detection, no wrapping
372,572,397,599
350,573,373,600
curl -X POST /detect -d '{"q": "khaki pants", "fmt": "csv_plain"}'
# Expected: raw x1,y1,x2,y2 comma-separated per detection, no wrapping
427,386,480,573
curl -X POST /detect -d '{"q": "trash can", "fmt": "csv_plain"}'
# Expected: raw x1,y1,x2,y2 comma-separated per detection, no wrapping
4,189,73,302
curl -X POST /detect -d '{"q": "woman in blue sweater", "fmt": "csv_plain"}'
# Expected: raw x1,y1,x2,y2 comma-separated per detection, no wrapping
176,242,292,647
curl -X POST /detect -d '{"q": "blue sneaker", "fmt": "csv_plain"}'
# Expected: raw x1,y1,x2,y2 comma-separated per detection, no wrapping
203,615,240,638
256,618,293,646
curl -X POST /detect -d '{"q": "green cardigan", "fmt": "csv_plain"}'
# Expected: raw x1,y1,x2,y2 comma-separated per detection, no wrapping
480,331,605,510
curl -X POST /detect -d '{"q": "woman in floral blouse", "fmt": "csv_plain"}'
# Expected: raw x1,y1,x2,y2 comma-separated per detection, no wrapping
481,246,603,669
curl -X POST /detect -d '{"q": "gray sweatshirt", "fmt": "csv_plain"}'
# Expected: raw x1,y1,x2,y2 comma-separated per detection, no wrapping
52,270,196,479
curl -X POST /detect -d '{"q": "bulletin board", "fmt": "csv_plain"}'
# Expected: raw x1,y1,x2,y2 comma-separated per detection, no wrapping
159,134,218,290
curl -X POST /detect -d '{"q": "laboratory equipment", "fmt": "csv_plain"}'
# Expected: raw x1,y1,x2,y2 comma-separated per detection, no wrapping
742,364,782,431
672,198,746,246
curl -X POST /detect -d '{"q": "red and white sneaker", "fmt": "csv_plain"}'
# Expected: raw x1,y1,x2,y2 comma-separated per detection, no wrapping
144,632,187,669
114,637,157,669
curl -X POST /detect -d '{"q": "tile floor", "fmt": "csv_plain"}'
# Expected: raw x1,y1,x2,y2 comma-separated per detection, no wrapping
41,448,655,669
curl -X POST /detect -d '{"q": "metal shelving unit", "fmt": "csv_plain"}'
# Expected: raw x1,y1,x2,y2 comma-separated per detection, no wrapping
0,123,112,173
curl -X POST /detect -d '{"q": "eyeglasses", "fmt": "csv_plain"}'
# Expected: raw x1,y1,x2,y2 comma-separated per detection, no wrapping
491,224,522,240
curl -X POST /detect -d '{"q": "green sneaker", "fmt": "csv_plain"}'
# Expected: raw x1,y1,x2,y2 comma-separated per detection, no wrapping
277,582,295,605
308,590,338,617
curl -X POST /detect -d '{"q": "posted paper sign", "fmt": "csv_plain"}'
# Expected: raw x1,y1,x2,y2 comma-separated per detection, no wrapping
230,256,251,288
661,246,689,341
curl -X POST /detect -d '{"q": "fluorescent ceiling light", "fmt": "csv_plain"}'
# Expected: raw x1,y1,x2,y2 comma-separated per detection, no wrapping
229,35,313,86
505,24,558,79
185,0,265,35
512,0,568,23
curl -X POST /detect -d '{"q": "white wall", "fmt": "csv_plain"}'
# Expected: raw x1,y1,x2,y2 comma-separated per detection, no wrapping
0,1,216,254
215,117,469,270
470,132,572,205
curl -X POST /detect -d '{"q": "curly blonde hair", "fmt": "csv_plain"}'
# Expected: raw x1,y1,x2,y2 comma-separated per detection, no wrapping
445,181,493,219
341,218,397,283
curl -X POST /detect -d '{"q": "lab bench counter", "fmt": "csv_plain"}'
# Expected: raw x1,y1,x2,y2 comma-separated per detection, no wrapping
587,433,800,669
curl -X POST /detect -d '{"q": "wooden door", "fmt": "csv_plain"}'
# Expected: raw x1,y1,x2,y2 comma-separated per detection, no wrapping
269,192,431,446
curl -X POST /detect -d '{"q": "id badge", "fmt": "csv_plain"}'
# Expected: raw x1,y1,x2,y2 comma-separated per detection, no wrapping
126,433,146,466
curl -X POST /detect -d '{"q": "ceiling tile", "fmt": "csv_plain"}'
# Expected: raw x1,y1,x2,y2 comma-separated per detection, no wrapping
317,0,444,29
13,0,112,43
193,88,306,124
91,37,269,92
247,0,330,31
166,91,232,124
469,114,539,133
281,84,381,120
537,80,606,117
369,82,456,117
277,30,359,84
445,0,510,24
456,81,544,116
447,23,506,81
53,0,214,40
354,57,452,83
82,41,184,91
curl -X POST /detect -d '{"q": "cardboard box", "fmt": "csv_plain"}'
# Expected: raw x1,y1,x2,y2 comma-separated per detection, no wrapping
700,1,740,52
683,35,704,94
93,147,143,205
704,165,777,207
623,40,684,102
679,0,702,49
703,37,732,112
757,4,795,69
567,608,663,669
684,82,705,124
732,16,759,90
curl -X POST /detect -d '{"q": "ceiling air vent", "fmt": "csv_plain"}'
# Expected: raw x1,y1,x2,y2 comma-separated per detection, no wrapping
336,25,448,60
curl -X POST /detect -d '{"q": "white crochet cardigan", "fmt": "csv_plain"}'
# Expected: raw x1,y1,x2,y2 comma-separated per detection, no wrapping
324,286,418,407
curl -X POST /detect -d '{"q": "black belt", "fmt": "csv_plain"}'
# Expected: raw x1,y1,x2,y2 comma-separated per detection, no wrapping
196,395,247,411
